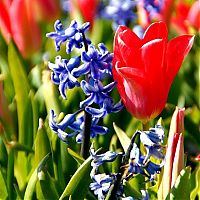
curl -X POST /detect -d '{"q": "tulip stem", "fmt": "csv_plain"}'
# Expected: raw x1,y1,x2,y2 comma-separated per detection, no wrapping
106,131,139,200
142,121,150,131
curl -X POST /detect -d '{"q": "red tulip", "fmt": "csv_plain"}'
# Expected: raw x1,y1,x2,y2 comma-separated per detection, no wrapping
161,0,200,34
70,0,99,27
0,0,12,43
112,21,194,122
0,0,41,58
33,0,61,22
187,1,200,32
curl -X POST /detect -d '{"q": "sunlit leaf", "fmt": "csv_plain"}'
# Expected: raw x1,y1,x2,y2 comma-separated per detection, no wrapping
190,164,200,200
113,123,131,152
67,148,85,165
59,156,92,200
0,168,8,199
166,166,191,200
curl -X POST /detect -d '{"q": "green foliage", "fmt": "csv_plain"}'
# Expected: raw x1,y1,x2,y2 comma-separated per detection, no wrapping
166,167,191,200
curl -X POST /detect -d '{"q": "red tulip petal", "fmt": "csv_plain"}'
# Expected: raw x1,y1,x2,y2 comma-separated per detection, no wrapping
113,26,128,67
143,21,168,44
112,61,126,104
10,0,41,57
141,38,166,87
118,29,143,68
165,35,194,88
0,1,12,42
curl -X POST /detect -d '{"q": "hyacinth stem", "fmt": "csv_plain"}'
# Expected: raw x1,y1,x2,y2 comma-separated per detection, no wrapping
80,111,92,158
106,131,139,200
80,30,91,159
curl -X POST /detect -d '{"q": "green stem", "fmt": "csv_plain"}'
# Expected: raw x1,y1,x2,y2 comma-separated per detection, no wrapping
106,131,139,200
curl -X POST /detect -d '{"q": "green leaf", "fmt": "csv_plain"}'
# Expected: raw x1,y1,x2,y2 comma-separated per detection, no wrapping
190,164,200,200
113,123,131,152
8,42,30,145
59,156,92,200
25,153,52,200
67,148,85,165
34,119,51,166
124,174,144,199
166,166,191,200
7,141,33,153
37,171,59,200
0,167,8,199
24,169,37,200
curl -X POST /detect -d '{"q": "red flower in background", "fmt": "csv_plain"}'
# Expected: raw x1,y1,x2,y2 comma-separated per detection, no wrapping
70,0,99,27
33,0,61,22
112,21,194,122
161,0,200,34
0,0,60,58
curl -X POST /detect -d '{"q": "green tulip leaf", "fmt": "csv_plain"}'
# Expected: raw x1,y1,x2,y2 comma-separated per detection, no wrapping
113,123,131,152
59,156,92,200
24,169,38,200
24,153,52,200
166,166,191,200
67,148,85,165
34,120,51,166
124,174,144,199
8,42,30,145
0,168,8,199
37,171,59,200
190,164,200,200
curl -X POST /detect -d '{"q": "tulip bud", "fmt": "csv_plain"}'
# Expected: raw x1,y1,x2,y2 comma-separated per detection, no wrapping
195,154,200,162
158,107,185,200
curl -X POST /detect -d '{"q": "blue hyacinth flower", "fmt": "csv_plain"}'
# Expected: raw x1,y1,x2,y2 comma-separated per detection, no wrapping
90,146,119,169
46,20,91,53
48,56,81,99
90,174,116,200
80,79,116,108
102,0,137,29
85,98,123,118
49,110,78,142
72,43,113,80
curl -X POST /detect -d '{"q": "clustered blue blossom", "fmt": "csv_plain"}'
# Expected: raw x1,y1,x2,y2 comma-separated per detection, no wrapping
46,20,123,143
142,0,164,17
99,0,163,30
100,0,137,30
128,125,164,182
89,125,164,199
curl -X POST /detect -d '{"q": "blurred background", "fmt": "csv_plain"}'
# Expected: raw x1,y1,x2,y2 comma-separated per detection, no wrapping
0,0,199,199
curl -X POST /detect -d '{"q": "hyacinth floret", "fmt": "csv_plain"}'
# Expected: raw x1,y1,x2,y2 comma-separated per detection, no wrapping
102,0,137,29
72,43,113,80
85,98,123,118
90,174,116,200
80,79,116,108
143,0,164,16
90,145,119,169
46,20,91,53
50,110,109,143
48,55,81,98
